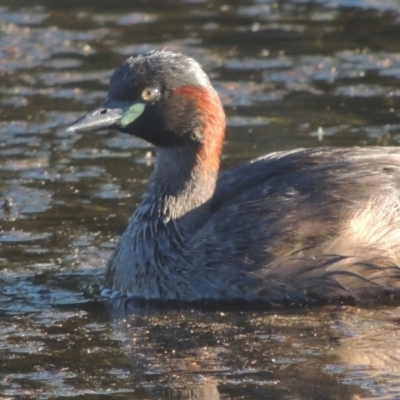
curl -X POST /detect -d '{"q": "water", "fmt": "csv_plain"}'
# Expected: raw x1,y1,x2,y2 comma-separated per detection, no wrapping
2,0,400,398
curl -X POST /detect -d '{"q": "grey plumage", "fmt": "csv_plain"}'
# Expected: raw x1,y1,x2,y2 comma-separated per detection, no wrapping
106,146,400,302
68,51,400,303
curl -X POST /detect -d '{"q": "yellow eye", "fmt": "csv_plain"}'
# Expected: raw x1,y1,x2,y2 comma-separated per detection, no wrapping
141,87,160,102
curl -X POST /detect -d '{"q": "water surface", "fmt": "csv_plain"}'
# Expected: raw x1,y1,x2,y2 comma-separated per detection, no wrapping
2,0,400,398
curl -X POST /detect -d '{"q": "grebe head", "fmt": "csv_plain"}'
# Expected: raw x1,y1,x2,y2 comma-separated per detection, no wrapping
67,51,225,151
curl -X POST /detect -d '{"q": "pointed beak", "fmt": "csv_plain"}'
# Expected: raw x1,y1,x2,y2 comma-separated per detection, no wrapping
66,99,129,133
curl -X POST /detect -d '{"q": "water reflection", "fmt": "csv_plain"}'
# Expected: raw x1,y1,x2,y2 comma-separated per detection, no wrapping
2,0,400,398
109,301,400,399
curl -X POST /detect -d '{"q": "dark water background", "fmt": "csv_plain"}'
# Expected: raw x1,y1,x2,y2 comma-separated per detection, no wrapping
3,0,400,399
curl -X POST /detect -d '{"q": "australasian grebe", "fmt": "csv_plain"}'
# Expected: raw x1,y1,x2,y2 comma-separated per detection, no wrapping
68,50,400,303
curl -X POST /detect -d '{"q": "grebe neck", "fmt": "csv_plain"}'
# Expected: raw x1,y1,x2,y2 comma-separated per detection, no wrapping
138,144,220,232
140,83,226,230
